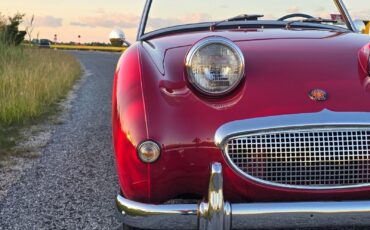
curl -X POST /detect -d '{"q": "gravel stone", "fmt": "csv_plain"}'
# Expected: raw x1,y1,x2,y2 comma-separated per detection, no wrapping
0,51,122,230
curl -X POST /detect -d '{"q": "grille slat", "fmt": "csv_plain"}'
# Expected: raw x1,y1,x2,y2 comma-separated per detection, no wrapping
226,128,370,188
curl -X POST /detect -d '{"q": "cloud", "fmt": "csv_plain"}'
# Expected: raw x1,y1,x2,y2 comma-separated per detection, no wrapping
36,16,63,27
147,13,212,30
286,6,331,19
184,13,212,23
70,11,212,31
70,22,91,27
71,12,140,29
146,18,182,29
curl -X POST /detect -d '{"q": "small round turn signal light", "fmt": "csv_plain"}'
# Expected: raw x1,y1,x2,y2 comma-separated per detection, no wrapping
137,141,161,163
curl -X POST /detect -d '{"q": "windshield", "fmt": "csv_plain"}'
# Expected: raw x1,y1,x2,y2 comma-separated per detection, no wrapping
144,0,350,35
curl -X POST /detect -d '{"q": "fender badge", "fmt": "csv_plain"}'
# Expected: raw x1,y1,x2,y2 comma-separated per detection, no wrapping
309,89,328,101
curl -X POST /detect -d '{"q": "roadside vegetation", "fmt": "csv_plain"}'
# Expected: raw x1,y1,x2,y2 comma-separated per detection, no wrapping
52,44,126,52
0,13,81,161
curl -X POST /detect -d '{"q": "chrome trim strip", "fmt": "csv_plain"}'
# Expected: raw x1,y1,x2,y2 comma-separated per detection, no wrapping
137,0,152,41
215,109,370,147
116,195,198,229
231,200,370,229
215,109,370,190
116,163,370,230
334,0,356,32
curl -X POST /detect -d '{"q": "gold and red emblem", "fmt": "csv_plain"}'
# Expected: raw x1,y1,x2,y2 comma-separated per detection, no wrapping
309,89,328,101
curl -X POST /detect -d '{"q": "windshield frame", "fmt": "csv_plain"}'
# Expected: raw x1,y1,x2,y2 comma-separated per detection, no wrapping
137,0,356,41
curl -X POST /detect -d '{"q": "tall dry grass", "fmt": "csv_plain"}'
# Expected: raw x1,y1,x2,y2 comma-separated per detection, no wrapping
0,40,81,125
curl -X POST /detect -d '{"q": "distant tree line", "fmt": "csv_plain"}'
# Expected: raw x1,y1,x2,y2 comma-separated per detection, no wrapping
57,41,114,47
0,13,26,46
29,40,122,47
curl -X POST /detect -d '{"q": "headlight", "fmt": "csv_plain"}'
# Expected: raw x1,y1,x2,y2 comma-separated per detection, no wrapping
186,37,245,96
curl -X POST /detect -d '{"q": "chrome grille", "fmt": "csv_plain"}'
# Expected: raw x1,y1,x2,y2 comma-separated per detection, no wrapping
226,129,370,188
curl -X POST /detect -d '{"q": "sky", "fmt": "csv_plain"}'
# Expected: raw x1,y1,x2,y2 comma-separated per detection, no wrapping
1,0,369,43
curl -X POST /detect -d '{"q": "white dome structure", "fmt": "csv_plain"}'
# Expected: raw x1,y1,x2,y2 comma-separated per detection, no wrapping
109,29,125,41
110,28,130,47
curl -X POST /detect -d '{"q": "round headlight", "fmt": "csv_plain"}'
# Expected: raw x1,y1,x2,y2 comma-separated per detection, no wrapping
186,37,245,96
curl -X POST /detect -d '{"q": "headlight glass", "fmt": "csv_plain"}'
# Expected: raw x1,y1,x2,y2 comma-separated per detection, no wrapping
186,37,245,96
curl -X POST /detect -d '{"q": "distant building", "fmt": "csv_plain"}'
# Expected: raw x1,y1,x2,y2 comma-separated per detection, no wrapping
109,29,131,47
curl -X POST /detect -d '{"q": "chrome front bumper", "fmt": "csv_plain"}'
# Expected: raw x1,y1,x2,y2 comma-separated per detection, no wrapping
116,163,370,229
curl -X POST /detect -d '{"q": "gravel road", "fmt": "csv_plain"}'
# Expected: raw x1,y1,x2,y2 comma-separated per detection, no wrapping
0,51,367,230
0,51,122,229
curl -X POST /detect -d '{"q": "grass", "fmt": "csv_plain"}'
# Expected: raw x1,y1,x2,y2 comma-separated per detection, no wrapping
0,39,81,160
52,44,126,52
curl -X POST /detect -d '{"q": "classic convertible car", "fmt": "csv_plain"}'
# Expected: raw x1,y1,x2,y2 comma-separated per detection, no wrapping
113,0,370,229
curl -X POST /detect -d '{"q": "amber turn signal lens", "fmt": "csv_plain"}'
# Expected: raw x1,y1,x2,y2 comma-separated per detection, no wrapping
137,141,161,163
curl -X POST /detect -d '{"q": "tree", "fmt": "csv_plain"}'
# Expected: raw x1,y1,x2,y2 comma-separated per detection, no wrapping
0,13,26,46
0,13,6,27
0,13,6,40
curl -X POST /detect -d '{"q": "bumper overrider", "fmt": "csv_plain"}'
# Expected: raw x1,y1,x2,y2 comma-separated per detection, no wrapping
116,162,370,230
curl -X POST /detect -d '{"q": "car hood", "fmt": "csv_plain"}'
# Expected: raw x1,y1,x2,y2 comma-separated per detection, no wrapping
134,29,370,202
140,28,370,125
143,28,370,75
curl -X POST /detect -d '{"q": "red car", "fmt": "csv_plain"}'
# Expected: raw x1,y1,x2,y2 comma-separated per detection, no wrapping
113,0,370,229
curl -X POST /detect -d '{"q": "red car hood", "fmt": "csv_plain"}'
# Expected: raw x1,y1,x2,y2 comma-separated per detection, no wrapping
142,29,370,118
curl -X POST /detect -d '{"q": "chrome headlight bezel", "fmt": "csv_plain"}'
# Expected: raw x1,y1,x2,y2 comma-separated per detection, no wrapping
185,37,245,96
